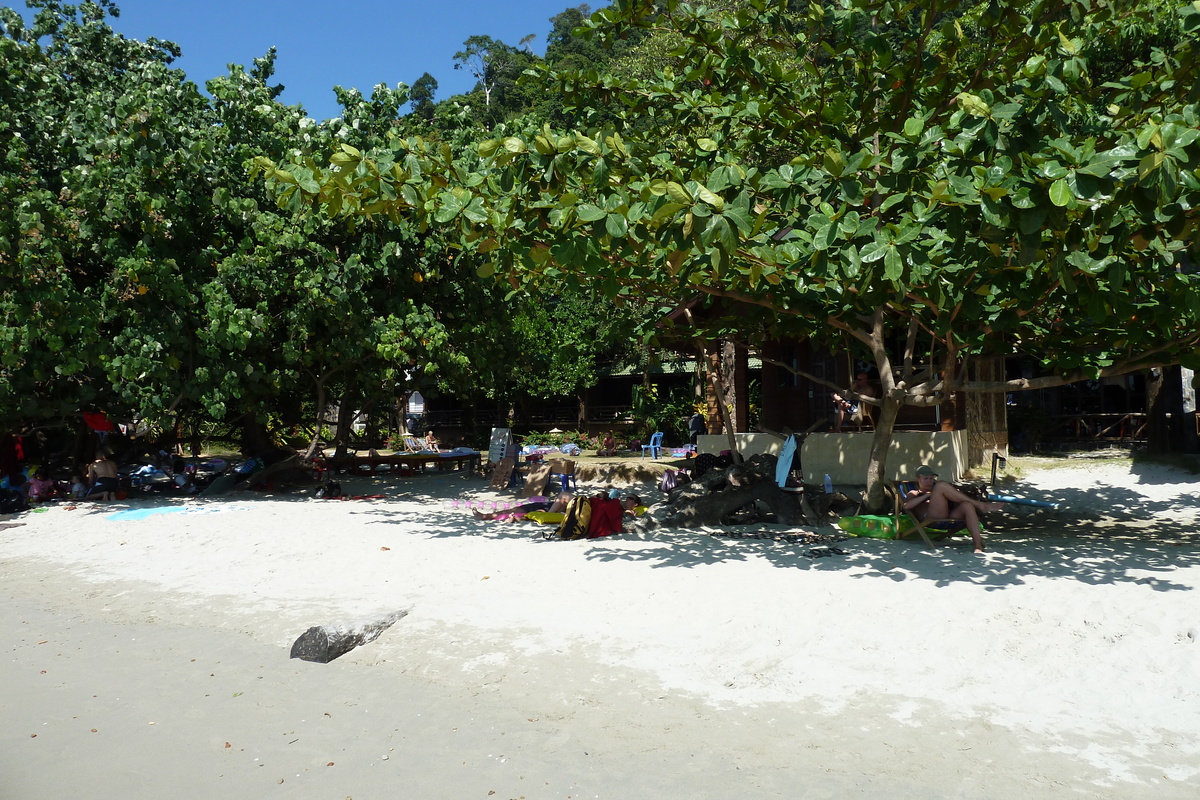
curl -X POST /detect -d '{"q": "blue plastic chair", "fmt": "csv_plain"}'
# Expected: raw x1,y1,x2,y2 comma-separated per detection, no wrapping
641,432,664,460
548,459,577,493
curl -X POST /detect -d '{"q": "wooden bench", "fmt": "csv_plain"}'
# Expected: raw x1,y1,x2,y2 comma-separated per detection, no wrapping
329,452,481,476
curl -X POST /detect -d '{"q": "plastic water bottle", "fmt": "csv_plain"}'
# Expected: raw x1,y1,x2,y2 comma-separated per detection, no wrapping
824,474,833,494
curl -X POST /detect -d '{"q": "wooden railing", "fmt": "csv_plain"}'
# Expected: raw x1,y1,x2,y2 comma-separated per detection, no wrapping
424,406,636,429
1041,412,1148,441
586,405,636,424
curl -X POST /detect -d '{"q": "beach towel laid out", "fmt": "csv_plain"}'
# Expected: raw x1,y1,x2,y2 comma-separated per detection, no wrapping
106,504,250,521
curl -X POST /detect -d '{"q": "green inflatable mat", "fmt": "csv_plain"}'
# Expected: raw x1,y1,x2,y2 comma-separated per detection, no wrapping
838,514,975,540
837,514,914,540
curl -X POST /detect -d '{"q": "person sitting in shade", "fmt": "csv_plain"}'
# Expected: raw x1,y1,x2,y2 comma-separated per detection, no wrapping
86,452,120,501
597,431,618,457
903,465,1005,554
831,371,876,432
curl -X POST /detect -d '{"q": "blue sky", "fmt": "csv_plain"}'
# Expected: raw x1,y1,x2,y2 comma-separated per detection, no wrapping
25,0,603,121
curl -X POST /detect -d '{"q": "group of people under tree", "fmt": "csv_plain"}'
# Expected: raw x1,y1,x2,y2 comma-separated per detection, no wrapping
1,422,131,503
472,490,643,522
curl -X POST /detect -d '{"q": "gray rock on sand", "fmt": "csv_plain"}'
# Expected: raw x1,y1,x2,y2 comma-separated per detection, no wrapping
290,608,411,663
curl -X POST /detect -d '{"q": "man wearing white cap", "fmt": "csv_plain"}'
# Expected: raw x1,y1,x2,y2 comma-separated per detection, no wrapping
903,465,1005,553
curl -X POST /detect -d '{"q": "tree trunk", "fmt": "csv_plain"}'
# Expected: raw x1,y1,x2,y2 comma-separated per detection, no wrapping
862,393,903,511
1146,367,1177,455
365,401,380,450
332,390,358,461
304,378,329,461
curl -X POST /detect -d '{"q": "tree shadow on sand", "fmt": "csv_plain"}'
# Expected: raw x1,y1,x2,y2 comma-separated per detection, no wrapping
578,522,1198,593
582,469,1200,592
346,466,1200,593
1002,458,1200,522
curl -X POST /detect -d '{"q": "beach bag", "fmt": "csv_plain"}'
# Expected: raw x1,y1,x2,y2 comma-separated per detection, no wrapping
546,495,593,540
585,496,624,538
315,481,343,499
659,469,689,492
0,487,28,514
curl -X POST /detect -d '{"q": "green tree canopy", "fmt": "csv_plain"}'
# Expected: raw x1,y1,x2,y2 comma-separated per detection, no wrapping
3,0,626,459
271,0,1200,504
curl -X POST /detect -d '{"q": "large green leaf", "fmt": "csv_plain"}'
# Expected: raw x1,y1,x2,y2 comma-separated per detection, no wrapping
667,182,692,204
605,213,628,238
695,184,725,211
1048,178,1072,207
576,204,607,222
883,245,904,280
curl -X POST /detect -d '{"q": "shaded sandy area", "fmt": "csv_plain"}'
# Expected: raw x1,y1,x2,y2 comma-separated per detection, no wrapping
2,455,1198,798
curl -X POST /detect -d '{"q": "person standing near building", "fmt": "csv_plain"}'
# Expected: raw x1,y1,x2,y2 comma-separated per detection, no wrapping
688,412,706,445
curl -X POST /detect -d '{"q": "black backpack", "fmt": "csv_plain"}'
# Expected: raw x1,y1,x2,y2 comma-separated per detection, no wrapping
0,488,29,514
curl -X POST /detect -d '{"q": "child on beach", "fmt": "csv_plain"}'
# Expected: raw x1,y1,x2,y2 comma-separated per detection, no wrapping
27,471,56,502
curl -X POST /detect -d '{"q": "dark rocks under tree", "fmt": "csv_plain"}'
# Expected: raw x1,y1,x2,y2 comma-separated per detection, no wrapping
632,452,858,530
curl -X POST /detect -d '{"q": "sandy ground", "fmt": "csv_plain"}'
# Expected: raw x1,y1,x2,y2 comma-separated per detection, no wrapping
2,455,1199,799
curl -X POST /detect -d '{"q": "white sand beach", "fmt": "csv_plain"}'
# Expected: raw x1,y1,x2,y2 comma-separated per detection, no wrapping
2,456,1199,799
